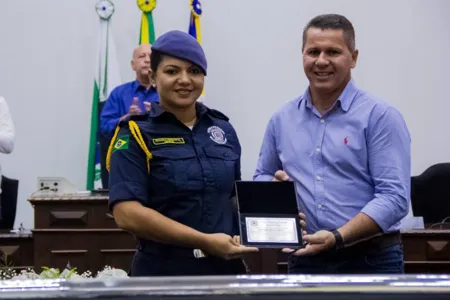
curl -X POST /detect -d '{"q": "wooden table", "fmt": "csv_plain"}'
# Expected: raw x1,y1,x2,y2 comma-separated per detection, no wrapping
0,231,33,270
402,230,450,273
26,192,450,274
28,192,136,274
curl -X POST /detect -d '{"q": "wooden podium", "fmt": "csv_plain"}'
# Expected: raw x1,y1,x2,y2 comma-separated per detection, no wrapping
28,192,136,274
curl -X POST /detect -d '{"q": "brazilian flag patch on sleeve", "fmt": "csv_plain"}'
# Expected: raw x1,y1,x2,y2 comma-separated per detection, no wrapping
113,135,130,152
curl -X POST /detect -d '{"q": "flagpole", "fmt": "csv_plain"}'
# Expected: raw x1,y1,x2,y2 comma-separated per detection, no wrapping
87,0,120,190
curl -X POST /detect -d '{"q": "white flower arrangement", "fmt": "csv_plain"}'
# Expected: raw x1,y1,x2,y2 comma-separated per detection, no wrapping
0,265,128,280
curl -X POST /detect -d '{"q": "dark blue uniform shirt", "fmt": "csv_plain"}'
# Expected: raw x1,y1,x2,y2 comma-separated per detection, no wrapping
100,80,159,135
108,102,241,257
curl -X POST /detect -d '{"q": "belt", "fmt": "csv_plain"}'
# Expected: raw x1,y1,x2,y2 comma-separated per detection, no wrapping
137,241,208,259
336,231,402,257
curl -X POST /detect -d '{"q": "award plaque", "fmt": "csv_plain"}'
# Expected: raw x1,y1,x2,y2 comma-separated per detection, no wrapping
235,181,303,249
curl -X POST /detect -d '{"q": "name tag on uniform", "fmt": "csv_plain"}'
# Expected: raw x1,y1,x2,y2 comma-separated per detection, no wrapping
152,138,185,145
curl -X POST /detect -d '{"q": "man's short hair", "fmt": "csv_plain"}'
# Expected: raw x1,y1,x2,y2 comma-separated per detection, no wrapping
302,14,355,51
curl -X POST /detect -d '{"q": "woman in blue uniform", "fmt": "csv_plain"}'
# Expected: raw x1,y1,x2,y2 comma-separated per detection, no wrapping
107,30,258,276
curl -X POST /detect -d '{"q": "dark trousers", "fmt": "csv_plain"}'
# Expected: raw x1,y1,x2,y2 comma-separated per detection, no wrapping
130,250,247,276
289,243,404,274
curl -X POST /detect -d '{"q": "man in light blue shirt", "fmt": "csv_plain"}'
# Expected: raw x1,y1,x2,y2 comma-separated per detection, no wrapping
254,14,411,274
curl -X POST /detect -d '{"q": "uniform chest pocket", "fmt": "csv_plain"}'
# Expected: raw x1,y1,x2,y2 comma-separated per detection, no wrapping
204,145,239,191
149,147,198,192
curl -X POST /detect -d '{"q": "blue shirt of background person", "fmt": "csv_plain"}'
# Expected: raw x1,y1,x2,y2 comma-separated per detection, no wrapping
107,30,258,276
100,44,159,135
254,14,411,274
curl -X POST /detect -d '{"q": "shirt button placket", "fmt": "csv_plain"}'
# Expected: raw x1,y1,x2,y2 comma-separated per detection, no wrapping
315,117,326,225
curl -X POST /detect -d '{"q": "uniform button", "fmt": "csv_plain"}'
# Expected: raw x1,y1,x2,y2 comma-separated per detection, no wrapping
320,119,325,124
318,204,323,209
316,176,322,181
316,148,321,152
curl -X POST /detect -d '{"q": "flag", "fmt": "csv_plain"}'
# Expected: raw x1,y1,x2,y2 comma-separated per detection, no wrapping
87,0,122,190
189,0,202,44
137,0,157,44
189,0,205,99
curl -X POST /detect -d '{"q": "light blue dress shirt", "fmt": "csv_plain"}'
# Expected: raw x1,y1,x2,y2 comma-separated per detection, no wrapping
254,79,411,234
100,80,159,135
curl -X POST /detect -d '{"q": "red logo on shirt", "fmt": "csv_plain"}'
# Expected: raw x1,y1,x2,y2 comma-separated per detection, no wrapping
344,136,349,145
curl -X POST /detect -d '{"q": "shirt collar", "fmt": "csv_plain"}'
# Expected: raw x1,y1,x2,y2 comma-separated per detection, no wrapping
148,102,165,118
132,80,157,93
337,79,358,112
148,101,209,119
297,79,359,112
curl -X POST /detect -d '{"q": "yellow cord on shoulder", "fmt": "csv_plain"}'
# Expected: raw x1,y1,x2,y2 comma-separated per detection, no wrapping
106,121,153,173
106,126,121,172
129,120,153,172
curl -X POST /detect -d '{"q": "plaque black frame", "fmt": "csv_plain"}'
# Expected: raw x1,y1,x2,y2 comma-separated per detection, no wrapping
235,181,303,249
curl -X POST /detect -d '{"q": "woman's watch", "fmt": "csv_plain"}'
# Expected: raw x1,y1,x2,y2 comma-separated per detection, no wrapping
331,229,345,251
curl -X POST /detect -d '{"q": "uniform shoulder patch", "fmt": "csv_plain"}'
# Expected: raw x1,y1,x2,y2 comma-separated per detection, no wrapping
210,109,229,121
113,135,130,152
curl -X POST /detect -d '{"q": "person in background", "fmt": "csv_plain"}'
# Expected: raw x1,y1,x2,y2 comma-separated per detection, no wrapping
107,30,258,276
99,43,159,188
0,96,15,216
254,14,411,274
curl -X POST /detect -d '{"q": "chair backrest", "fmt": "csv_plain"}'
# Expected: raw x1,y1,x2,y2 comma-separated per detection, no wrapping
411,163,450,224
0,175,19,229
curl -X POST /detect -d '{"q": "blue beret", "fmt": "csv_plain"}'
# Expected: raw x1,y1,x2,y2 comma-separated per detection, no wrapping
152,30,207,75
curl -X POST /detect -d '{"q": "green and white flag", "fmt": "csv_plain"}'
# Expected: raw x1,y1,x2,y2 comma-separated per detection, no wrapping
87,0,122,190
